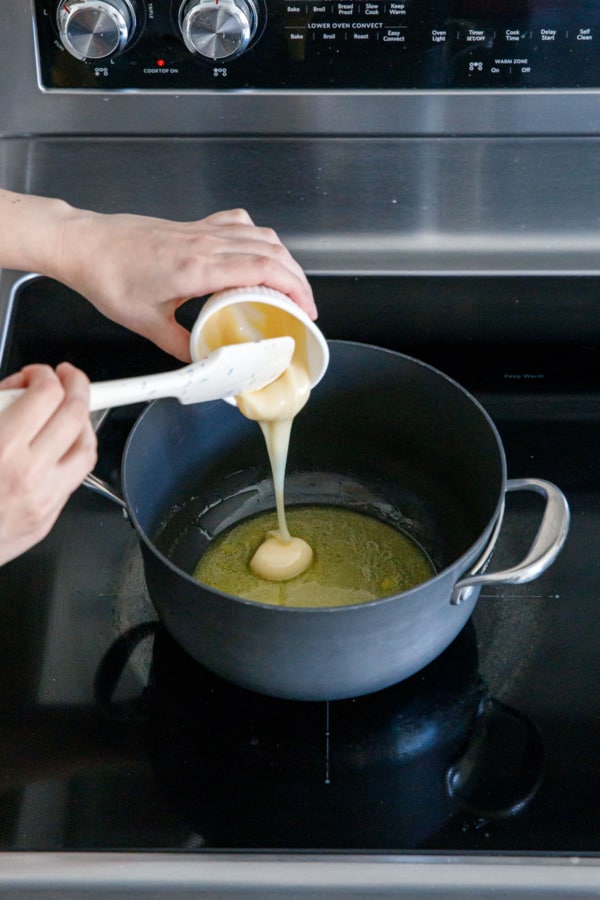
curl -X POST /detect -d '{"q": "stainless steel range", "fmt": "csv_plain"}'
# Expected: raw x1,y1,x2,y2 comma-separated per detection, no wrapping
2,1,600,896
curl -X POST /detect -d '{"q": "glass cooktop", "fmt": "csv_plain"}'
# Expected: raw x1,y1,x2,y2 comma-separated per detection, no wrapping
0,275,598,853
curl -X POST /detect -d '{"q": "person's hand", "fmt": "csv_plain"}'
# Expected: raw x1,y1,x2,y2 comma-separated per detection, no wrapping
0,363,97,566
51,207,318,362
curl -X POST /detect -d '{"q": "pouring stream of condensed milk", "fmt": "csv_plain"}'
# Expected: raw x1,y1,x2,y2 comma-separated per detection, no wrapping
191,288,329,582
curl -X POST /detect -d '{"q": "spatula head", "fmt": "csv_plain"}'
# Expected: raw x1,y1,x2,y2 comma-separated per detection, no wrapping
180,336,296,404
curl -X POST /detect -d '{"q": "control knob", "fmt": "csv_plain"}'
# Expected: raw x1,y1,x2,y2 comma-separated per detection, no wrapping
56,0,136,61
179,0,258,60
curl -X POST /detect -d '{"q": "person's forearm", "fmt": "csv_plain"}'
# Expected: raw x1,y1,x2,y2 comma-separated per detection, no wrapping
0,189,78,276
0,193,317,361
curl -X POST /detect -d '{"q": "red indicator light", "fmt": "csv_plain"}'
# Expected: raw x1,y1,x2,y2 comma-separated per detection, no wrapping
157,59,166,67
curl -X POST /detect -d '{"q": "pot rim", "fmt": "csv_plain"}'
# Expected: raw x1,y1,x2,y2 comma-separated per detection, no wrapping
123,341,508,613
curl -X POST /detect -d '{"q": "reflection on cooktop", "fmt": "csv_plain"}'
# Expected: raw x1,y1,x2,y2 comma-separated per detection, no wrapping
137,624,543,850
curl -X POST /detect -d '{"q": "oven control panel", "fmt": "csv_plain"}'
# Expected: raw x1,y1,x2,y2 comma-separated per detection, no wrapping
34,0,600,89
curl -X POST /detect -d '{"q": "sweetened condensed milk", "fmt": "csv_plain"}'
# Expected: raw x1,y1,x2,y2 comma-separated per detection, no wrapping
197,300,314,580
193,294,435,606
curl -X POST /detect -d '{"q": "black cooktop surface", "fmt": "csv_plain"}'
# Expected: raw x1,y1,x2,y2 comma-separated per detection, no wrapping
0,276,598,853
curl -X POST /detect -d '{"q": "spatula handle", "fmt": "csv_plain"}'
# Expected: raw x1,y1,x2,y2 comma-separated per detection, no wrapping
88,372,175,411
0,371,176,413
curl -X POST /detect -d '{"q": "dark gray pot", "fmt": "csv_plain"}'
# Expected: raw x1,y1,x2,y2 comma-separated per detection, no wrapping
116,341,569,700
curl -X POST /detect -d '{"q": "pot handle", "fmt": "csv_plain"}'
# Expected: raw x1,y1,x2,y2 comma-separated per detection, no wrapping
82,411,129,510
83,473,127,511
451,477,570,606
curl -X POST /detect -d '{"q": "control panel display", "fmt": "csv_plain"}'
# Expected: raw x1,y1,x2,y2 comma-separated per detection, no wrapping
33,0,600,89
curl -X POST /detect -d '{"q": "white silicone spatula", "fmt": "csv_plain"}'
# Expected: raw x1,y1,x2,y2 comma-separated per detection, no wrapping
0,337,295,413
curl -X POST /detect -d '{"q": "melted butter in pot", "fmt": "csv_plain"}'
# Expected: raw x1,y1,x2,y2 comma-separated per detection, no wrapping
194,506,435,608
